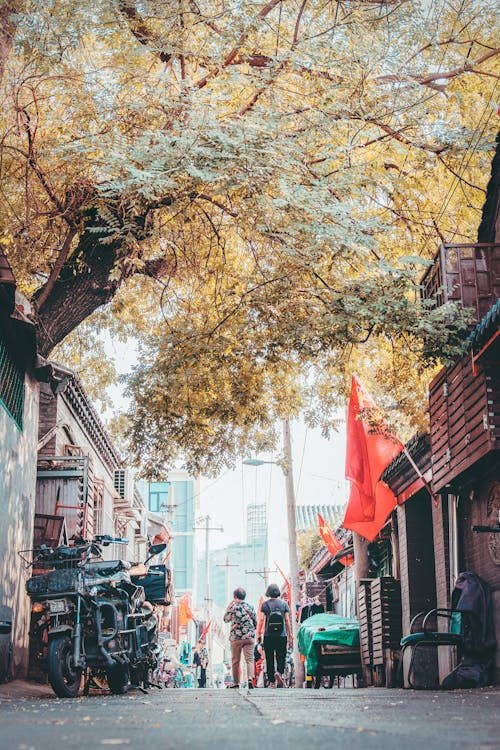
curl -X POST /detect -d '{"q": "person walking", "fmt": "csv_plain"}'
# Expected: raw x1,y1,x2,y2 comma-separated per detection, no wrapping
257,583,292,688
192,639,209,687
253,636,265,687
223,587,257,689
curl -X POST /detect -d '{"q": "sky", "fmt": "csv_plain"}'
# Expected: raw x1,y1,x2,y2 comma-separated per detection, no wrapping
195,420,348,572
106,335,348,575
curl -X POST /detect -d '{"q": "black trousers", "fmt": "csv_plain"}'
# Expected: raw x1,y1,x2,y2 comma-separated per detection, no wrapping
198,667,207,687
263,635,287,682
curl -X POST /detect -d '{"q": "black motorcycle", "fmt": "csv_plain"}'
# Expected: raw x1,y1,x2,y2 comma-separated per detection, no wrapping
21,536,171,698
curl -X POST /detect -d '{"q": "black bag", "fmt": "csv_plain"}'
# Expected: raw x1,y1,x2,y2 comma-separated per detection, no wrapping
131,565,172,605
266,601,285,635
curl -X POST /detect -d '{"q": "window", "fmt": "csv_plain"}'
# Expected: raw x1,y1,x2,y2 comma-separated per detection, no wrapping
149,491,168,513
0,336,24,429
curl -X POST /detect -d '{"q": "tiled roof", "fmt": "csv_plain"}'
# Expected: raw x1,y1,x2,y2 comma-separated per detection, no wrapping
296,503,344,531
466,297,500,352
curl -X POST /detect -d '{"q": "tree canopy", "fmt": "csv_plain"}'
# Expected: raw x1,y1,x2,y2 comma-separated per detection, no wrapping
1,0,499,474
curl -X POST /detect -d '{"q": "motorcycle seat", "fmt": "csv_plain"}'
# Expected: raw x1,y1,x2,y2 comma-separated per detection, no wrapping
84,560,130,576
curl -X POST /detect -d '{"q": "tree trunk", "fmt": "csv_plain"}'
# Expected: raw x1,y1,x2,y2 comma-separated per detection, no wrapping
33,208,147,357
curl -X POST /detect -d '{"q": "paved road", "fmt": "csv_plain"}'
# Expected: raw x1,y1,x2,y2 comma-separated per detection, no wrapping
0,685,499,750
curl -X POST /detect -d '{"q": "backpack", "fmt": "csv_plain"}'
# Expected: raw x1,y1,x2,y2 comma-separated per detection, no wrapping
266,602,285,635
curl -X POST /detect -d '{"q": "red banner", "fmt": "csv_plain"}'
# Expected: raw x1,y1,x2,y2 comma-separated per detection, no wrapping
343,376,403,541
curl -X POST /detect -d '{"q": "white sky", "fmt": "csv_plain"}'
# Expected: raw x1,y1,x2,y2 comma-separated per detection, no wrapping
106,336,348,575
196,420,348,572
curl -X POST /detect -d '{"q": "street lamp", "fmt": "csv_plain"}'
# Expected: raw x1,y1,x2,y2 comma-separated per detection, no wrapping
243,418,305,688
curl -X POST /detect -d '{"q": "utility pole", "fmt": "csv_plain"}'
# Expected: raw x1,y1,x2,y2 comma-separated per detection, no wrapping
217,556,239,604
217,556,239,664
193,515,223,686
245,565,276,590
282,418,304,688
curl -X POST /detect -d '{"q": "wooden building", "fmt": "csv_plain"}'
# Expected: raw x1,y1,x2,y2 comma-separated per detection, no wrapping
379,132,500,686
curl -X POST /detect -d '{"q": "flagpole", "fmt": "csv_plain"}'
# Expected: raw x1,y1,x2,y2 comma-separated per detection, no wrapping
401,445,438,507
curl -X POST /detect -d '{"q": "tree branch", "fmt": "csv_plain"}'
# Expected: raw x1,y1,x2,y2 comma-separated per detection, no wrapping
34,227,78,310
118,0,172,63
194,0,283,89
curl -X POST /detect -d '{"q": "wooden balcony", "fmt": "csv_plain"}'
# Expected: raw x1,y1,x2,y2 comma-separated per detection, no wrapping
421,243,500,324
429,357,500,492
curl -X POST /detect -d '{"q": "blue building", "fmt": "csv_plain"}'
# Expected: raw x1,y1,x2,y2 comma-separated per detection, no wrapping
137,471,199,594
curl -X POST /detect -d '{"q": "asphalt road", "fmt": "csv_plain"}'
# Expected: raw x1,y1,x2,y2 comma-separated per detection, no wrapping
0,685,499,750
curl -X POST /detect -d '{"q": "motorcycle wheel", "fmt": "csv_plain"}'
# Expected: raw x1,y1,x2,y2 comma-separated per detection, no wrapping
106,663,130,695
47,635,82,698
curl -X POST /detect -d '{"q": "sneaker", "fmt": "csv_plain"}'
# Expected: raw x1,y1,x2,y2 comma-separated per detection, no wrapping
275,672,284,688
248,681,254,689
228,684,239,689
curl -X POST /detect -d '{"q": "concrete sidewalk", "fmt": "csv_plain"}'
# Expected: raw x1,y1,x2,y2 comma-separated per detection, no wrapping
0,679,53,700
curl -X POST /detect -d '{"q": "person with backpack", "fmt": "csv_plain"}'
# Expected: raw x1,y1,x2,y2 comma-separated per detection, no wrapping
257,583,292,688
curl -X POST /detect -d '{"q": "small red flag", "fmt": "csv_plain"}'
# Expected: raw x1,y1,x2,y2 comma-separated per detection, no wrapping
178,592,193,626
200,620,212,641
318,513,343,556
274,560,292,605
318,514,353,566
343,376,403,541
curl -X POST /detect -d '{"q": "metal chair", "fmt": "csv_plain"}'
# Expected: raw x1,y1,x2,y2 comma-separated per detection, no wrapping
400,608,475,689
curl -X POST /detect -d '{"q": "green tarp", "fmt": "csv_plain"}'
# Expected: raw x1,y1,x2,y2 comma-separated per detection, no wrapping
297,613,360,675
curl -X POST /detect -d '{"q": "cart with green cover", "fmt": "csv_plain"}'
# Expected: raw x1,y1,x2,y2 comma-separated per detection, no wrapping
298,613,362,688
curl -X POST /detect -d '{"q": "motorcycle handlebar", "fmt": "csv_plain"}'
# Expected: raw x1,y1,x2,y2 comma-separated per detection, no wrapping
93,535,129,546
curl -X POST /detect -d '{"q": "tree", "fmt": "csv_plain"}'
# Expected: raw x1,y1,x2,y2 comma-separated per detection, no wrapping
297,530,324,571
1,1,499,471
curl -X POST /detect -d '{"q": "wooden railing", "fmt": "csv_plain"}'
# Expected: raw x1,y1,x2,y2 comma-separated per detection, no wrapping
420,243,500,324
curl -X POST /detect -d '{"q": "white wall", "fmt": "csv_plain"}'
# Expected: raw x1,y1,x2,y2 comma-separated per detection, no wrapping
0,375,39,677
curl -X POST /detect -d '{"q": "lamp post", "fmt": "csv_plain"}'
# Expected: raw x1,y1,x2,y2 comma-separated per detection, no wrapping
243,418,305,688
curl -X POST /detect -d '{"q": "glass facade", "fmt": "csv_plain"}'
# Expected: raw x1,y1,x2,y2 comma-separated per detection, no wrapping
146,477,196,592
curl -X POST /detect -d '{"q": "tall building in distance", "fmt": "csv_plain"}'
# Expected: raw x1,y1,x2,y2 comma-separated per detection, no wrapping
197,503,269,610
137,471,199,595
246,503,267,546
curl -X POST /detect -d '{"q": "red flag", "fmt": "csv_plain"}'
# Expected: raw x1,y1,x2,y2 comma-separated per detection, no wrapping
200,620,212,641
343,376,403,542
318,513,343,556
274,560,292,605
178,592,193,627
317,514,353,566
